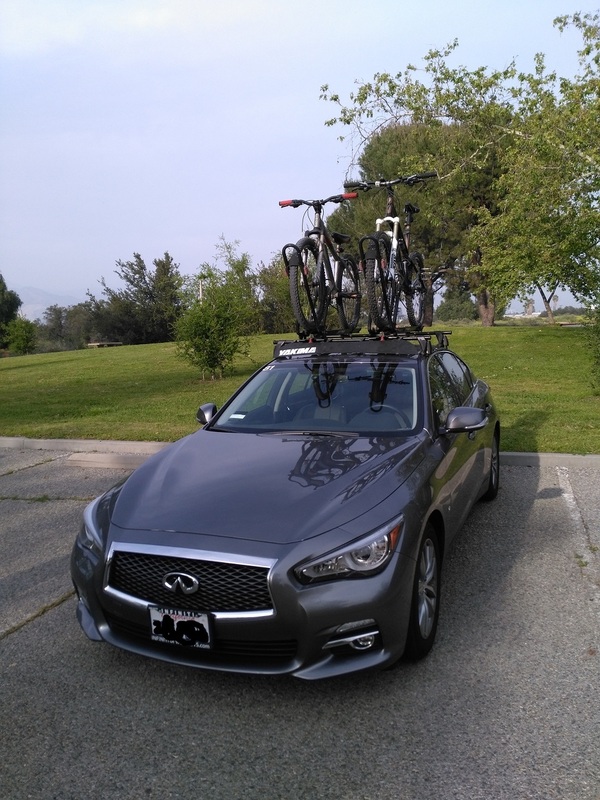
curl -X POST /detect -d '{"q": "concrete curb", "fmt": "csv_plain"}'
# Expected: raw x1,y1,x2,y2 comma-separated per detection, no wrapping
0,437,167,469
0,436,167,455
1,436,600,470
500,451,600,468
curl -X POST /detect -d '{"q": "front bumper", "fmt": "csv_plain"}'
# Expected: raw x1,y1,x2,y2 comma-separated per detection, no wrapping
71,537,416,680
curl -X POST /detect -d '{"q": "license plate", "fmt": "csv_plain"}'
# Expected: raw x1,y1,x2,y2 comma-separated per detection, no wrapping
149,607,212,649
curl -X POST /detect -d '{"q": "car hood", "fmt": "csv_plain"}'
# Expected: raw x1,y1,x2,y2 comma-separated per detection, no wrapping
111,429,426,544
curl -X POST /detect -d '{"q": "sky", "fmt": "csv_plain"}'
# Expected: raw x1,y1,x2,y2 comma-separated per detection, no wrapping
0,0,597,313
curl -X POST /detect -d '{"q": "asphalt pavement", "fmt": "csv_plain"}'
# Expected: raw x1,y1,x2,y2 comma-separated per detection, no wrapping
0,437,599,800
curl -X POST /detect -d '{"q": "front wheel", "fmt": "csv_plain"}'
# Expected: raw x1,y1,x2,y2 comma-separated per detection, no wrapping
288,238,326,334
481,428,500,501
335,254,362,333
404,253,426,329
363,232,397,333
403,524,441,661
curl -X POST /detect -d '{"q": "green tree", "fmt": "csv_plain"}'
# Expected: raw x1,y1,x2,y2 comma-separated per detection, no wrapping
41,304,67,344
6,317,37,355
38,302,94,351
88,252,183,344
327,121,500,324
64,302,94,347
435,287,479,322
321,13,600,325
215,239,261,335
256,256,295,333
0,273,22,348
476,15,600,319
586,298,600,394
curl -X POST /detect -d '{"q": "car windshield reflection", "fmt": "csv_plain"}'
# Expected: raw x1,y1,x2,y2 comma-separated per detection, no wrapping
213,359,420,435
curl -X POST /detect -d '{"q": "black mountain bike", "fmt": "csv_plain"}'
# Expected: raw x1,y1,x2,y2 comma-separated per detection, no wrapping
280,193,362,336
344,173,436,332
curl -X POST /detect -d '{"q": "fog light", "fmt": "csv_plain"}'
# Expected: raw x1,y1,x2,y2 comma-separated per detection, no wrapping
350,634,376,651
322,624,380,653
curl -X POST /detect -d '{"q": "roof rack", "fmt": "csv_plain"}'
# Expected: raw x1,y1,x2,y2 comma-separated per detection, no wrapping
273,330,452,359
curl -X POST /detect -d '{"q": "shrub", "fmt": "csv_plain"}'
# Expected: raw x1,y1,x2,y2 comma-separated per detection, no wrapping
175,275,248,379
434,294,479,322
6,317,37,355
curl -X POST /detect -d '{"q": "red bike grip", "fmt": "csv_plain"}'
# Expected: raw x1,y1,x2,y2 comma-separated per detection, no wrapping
342,192,358,200
279,200,293,207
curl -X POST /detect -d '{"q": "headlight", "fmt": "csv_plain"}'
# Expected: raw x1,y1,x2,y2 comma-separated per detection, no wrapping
77,480,125,554
295,517,403,584
79,497,103,553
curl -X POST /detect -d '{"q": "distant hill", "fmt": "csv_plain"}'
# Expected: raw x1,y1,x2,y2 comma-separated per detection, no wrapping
15,286,84,321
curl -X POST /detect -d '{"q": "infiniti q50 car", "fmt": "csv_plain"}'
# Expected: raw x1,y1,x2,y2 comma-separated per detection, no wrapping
71,332,499,679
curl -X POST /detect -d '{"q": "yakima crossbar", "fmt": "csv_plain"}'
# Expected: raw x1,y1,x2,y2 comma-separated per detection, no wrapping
273,330,451,359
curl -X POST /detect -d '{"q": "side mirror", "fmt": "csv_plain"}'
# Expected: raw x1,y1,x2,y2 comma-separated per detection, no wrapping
441,406,487,435
196,403,217,425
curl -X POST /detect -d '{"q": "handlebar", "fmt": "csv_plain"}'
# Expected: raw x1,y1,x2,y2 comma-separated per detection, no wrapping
279,192,358,209
343,172,437,191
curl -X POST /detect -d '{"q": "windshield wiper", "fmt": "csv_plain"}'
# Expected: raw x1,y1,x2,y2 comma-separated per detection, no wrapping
276,430,359,438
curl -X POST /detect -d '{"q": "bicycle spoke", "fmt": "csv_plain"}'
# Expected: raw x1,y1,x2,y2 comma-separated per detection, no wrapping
288,238,326,334
336,255,362,333
405,254,426,328
364,233,397,333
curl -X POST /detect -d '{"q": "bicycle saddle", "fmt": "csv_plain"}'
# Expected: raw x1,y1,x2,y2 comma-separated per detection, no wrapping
332,232,351,245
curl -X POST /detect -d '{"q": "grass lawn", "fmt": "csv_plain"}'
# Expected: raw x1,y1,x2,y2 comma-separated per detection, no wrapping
1,326,599,453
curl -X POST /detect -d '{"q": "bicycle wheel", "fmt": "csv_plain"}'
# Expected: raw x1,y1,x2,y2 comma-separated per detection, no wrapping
288,237,326,334
335,253,362,333
404,252,426,329
364,232,397,332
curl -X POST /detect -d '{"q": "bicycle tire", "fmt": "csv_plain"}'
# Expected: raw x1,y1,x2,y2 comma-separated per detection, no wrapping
404,252,426,329
364,232,397,332
288,237,326,334
335,254,362,333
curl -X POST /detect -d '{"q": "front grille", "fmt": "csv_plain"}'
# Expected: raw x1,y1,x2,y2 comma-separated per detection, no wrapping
108,551,273,612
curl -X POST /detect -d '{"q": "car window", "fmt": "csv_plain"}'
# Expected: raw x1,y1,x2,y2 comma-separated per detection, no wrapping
437,352,473,403
428,356,460,426
216,369,284,427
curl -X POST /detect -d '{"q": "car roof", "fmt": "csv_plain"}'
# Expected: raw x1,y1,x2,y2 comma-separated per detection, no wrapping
272,331,453,361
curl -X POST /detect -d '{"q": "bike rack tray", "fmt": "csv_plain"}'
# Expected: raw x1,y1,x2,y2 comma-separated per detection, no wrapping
273,330,452,358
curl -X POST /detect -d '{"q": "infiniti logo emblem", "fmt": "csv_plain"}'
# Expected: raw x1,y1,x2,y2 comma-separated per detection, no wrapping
162,571,200,595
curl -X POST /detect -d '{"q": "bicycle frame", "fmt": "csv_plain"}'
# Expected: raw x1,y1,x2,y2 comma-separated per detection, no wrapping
306,203,346,300
373,187,418,292
346,172,436,332
280,192,361,336
374,213,404,290
281,195,355,295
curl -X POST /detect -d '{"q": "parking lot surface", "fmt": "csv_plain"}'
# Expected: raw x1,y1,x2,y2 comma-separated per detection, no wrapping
0,440,599,799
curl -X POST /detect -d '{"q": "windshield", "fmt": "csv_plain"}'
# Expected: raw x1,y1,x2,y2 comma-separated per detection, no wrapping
212,358,421,435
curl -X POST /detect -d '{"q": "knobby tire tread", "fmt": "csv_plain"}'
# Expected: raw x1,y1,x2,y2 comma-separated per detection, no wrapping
404,253,426,329
289,238,326,334
364,233,396,332
336,254,362,333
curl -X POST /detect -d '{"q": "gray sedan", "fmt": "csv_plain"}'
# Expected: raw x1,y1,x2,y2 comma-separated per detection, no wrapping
71,333,499,679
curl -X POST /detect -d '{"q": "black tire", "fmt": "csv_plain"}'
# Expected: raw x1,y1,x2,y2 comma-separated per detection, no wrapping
335,254,362,333
364,233,397,332
481,428,500,501
288,238,326,334
404,253,426,329
403,524,441,661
